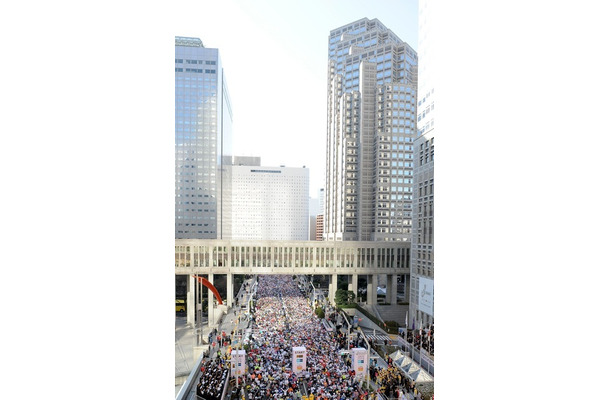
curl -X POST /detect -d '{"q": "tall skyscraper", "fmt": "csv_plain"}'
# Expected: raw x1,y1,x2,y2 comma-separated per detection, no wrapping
175,36,233,239
315,188,325,241
410,132,434,326
318,188,325,217
410,0,435,327
324,18,418,242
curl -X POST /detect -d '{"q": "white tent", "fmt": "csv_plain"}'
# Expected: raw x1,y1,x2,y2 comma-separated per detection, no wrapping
389,350,434,383
408,369,420,382
399,358,411,368
389,350,405,360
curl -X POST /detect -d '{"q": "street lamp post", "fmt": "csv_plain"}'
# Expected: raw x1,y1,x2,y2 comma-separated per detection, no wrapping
366,341,370,391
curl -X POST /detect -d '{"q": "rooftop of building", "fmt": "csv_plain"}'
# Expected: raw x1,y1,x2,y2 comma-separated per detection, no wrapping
175,36,204,47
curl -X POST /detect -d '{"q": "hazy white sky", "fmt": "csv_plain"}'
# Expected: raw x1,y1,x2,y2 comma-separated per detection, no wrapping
172,0,419,198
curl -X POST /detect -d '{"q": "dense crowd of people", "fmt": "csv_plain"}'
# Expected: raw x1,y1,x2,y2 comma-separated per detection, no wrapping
195,275,431,400
243,275,368,400
196,357,229,400
399,324,434,357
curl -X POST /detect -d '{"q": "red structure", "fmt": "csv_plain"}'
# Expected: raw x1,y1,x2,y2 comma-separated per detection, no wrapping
192,275,223,305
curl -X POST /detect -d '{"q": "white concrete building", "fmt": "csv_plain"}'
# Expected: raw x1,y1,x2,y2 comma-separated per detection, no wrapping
224,157,309,241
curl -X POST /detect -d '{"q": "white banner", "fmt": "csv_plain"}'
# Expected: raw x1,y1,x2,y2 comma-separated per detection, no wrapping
230,349,246,377
351,348,368,381
292,347,307,375
418,277,434,317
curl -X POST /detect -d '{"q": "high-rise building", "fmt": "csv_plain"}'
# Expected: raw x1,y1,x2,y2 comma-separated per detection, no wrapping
315,214,324,241
324,18,418,242
224,157,309,241
318,188,325,217
309,216,317,241
410,0,435,327
315,188,325,241
416,0,434,139
410,132,434,326
175,36,233,239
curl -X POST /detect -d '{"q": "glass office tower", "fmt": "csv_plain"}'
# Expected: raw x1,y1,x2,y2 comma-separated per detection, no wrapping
324,18,418,242
175,36,233,239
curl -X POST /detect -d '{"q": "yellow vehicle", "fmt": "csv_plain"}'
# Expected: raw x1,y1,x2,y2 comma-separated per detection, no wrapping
176,299,186,313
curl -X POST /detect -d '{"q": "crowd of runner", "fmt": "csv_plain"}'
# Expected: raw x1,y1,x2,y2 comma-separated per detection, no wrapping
195,275,429,400
243,275,368,400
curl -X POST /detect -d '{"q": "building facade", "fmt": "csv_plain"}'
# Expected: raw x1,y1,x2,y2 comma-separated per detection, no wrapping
318,188,325,217
315,214,324,241
316,188,325,241
175,36,233,239
224,157,309,241
409,132,434,327
410,0,435,328
323,18,418,242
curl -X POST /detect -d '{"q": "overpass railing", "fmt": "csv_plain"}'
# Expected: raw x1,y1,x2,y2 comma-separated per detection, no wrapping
396,336,434,377
175,352,203,400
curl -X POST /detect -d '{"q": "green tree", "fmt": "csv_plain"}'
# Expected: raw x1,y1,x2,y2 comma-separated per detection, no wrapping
335,289,356,306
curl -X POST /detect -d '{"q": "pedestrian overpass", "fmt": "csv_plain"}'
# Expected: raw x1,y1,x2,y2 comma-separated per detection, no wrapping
175,239,410,326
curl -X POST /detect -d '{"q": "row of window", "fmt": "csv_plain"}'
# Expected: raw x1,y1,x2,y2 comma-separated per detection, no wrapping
417,89,434,107
176,120,217,125
417,183,434,197
175,76,216,82
175,59,216,65
175,68,217,74
175,84,216,89
177,223,214,226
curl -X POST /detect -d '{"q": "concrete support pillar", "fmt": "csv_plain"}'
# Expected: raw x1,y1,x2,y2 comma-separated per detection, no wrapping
207,273,214,324
196,274,202,326
187,274,195,326
348,274,358,298
408,304,415,330
372,274,378,305
226,273,233,307
384,274,390,304
386,274,397,305
366,274,378,305
328,274,337,306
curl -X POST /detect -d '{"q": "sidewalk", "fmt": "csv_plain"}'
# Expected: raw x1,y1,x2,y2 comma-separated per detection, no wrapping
207,298,252,360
